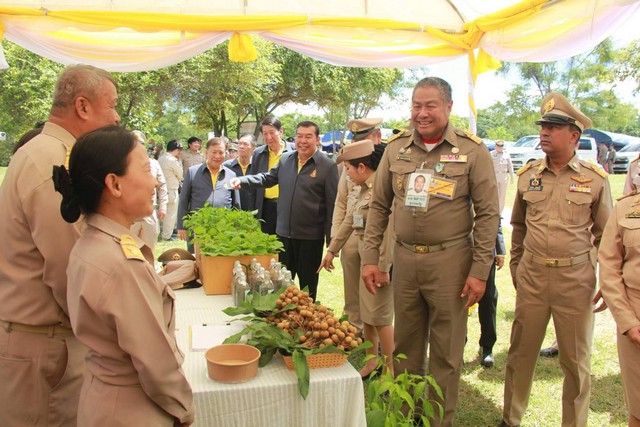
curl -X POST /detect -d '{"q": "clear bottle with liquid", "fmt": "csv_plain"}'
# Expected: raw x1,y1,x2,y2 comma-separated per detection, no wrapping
234,278,250,307
259,267,275,296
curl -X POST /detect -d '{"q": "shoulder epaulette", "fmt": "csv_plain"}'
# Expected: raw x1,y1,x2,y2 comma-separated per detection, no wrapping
516,162,533,176
454,128,482,144
617,190,638,202
387,129,411,144
583,159,608,178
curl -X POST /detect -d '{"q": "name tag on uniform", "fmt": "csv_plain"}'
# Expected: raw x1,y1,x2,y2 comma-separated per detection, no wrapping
396,155,412,162
569,183,591,193
440,154,468,163
429,177,456,200
353,212,364,228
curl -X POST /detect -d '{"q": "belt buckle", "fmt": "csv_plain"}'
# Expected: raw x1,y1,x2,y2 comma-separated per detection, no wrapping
545,259,559,267
415,245,429,253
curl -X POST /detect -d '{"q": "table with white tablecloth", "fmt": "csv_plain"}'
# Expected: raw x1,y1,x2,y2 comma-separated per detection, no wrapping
174,288,367,427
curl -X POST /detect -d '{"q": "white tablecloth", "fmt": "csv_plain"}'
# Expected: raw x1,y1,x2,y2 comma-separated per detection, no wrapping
175,288,367,427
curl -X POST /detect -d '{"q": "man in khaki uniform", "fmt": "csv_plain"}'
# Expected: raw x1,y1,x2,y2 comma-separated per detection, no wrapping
331,117,383,332
362,77,499,426
182,136,205,176
501,92,612,427
159,139,184,241
491,139,514,214
0,64,120,426
623,155,640,194
598,193,640,427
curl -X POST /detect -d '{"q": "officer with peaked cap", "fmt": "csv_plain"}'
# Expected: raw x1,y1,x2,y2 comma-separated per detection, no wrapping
491,140,514,215
331,117,384,334
320,139,395,378
501,92,612,427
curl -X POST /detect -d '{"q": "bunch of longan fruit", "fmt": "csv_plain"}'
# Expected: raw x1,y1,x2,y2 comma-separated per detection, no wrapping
267,286,363,351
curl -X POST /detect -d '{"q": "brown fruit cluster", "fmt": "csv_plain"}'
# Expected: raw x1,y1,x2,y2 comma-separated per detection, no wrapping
267,286,363,351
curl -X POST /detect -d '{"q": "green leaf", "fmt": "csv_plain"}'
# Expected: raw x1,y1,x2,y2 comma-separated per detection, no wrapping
292,350,310,400
365,409,386,427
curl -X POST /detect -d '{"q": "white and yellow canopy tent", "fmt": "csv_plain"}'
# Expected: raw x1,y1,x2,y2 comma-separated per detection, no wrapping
1,0,639,131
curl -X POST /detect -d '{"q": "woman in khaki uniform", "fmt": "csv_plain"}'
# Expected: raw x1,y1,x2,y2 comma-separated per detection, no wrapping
318,140,394,377
53,126,195,426
598,193,640,427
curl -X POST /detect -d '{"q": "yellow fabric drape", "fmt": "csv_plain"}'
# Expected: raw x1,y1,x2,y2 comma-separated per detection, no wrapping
228,32,257,62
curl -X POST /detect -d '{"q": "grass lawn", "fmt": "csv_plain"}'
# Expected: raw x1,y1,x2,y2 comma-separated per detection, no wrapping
0,166,630,425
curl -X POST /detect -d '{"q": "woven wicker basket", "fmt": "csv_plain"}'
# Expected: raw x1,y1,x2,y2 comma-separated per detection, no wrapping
282,352,348,370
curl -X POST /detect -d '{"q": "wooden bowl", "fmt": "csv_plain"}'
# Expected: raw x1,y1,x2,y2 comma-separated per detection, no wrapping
205,344,260,383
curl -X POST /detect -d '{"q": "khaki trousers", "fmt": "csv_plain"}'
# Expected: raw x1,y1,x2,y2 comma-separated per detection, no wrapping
79,374,174,426
162,189,179,240
503,256,595,427
392,242,471,427
497,176,508,214
0,329,86,426
340,233,363,331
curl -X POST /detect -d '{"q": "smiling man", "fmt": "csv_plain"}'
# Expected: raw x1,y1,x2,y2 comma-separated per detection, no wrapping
230,121,338,300
361,76,499,426
0,64,120,426
501,92,613,427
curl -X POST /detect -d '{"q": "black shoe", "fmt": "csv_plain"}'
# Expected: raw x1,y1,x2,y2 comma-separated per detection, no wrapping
479,348,494,368
539,346,559,357
498,421,519,427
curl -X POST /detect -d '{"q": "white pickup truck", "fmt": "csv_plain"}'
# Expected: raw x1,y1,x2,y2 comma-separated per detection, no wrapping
508,135,597,170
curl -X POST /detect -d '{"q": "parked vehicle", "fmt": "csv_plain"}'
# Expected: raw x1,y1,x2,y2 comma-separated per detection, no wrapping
509,136,597,170
613,142,640,174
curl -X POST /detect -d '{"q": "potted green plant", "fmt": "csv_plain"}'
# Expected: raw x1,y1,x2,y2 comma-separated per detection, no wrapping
183,206,283,295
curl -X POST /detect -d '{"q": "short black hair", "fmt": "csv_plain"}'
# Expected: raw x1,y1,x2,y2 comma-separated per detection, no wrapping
260,117,282,131
296,121,320,137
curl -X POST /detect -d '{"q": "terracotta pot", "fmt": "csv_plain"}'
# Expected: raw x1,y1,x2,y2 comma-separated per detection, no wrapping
205,344,260,383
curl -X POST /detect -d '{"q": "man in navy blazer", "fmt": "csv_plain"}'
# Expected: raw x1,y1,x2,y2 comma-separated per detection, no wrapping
231,121,339,300
248,117,295,234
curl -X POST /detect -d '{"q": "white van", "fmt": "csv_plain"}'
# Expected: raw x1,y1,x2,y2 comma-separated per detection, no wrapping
509,135,597,170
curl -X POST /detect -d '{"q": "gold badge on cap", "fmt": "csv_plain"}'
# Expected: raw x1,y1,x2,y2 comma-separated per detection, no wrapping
543,99,555,114
351,123,359,132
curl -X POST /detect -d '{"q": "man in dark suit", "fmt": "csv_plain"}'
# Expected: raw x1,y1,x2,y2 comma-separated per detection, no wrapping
223,133,256,211
231,121,339,300
248,117,295,234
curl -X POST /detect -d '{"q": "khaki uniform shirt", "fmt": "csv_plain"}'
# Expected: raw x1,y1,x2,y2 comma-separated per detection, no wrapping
362,124,499,280
181,150,205,177
151,158,168,212
509,155,612,277
598,193,640,334
330,170,361,237
329,173,393,272
159,152,183,191
67,214,194,423
491,150,514,181
0,122,81,327
623,157,639,195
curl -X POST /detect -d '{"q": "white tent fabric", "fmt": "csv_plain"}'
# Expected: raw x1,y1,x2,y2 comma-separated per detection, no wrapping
1,0,639,130
1,0,638,71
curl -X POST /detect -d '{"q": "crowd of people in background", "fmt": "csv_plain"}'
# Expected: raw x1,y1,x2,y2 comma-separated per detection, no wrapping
2,64,640,427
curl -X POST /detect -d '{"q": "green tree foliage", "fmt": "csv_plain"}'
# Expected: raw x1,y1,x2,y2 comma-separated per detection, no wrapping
0,41,62,140
615,39,640,94
481,40,639,138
